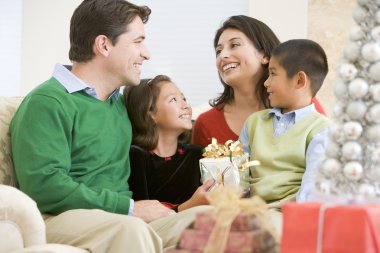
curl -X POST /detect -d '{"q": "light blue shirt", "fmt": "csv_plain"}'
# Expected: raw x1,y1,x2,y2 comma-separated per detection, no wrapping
239,104,329,202
53,63,134,214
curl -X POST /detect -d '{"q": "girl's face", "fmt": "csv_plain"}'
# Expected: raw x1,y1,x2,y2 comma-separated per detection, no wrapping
151,81,193,133
215,28,268,87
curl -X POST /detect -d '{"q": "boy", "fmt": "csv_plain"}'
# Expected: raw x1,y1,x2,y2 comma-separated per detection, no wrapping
239,39,331,208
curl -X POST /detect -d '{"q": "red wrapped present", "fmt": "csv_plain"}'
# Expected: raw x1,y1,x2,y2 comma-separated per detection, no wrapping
179,228,273,253
194,211,260,232
281,202,380,253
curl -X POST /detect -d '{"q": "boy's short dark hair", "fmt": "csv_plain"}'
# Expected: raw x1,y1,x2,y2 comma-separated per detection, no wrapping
272,39,328,96
69,0,151,62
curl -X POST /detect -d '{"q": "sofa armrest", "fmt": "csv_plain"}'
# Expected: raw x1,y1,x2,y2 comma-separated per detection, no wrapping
0,185,46,252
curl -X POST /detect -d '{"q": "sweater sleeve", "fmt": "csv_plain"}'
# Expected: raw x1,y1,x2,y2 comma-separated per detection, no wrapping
10,95,131,215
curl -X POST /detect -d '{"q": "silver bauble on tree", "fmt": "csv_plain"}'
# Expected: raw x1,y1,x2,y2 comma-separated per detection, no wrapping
316,0,380,200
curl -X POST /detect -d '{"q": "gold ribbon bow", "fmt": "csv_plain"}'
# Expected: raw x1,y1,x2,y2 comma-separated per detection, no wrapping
204,186,277,253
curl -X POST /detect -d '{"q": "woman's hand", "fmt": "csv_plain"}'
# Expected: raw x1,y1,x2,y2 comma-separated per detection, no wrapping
177,179,215,211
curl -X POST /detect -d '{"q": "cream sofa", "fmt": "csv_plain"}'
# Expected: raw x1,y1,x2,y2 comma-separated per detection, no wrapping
0,97,87,253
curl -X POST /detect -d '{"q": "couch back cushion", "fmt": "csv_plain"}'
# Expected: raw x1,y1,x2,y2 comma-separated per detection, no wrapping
0,97,23,186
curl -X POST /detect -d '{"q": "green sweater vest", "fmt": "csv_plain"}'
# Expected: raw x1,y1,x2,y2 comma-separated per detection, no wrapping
11,78,133,214
243,109,330,204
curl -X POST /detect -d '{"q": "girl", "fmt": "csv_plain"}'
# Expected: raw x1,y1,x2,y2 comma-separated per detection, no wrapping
124,75,212,212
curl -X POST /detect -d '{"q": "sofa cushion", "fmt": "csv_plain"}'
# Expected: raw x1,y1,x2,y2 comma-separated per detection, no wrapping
0,97,23,186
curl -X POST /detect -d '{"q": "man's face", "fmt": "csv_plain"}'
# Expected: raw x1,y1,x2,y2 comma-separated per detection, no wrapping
107,16,150,86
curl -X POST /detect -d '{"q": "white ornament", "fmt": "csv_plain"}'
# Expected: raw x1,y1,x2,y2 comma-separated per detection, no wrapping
371,147,380,162
377,10,380,23
357,0,370,5
348,78,369,98
346,101,367,120
333,79,347,99
352,6,367,23
343,42,360,62
343,162,363,181
318,180,331,195
343,121,363,140
326,141,340,158
333,101,345,117
361,43,380,62
329,124,344,143
367,104,380,123
342,141,362,160
349,26,365,41
366,125,380,141
339,63,358,81
322,158,342,175
359,184,376,198
369,61,380,81
370,83,380,102
372,26,380,42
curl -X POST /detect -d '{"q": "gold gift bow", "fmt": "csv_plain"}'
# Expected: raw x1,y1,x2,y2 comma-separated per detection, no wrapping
203,138,245,158
204,186,278,253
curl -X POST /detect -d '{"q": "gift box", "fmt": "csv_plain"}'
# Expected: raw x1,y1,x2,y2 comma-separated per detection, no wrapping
281,202,380,253
165,188,279,253
194,210,260,232
200,157,241,188
199,138,257,192
178,228,274,253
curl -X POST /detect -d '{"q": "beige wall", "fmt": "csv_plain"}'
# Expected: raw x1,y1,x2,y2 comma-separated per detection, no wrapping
308,0,356,116
21,0,81,95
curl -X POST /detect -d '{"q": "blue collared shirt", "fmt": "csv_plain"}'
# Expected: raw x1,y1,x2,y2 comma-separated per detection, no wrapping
52,63,134,214
239,104,329,202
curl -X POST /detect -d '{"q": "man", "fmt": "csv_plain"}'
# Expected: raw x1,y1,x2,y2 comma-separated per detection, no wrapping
11,1,208,252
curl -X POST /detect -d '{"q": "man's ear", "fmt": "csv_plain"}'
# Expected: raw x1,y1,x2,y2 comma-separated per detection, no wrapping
295,71,308,89
93,35,111,57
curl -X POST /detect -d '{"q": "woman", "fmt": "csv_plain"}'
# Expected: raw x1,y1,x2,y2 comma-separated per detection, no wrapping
125,75,212,212
192,15,326,147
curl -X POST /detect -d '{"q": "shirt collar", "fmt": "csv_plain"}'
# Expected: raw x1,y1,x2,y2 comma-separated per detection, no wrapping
52,63,120,100
264,103,317,122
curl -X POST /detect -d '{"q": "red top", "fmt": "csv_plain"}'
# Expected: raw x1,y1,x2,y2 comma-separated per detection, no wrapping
191,97,326,147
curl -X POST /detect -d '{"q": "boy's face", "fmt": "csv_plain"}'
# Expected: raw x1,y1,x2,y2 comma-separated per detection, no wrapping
264,57,299,113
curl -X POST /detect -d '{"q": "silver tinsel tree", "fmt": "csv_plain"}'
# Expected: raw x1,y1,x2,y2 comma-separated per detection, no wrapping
316,0,380,200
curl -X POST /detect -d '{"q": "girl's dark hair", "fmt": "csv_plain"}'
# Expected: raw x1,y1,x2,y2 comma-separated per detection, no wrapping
69,0,151,62
211,15,280,109
124,75,190,150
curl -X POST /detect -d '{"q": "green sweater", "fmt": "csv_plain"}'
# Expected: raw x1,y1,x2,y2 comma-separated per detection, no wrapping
10,78,132,214
244,109,330,204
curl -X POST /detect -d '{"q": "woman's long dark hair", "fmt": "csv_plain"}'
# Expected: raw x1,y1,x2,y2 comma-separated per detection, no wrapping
211,15,280,109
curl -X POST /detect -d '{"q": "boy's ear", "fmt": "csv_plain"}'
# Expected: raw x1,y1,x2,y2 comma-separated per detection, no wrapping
295,71,308,89
93,35,111,57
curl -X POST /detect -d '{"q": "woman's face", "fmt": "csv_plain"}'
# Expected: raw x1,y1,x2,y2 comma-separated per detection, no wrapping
151,81,193,133
215,28,268,87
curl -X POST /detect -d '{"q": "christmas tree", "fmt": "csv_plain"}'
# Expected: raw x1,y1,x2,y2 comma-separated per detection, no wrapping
316,0,380,200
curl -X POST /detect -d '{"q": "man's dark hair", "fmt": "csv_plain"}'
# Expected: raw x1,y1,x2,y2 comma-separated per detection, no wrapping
69,0,151,62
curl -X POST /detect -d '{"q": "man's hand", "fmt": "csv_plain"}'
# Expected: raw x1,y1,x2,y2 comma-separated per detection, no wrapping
133,200,175,223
